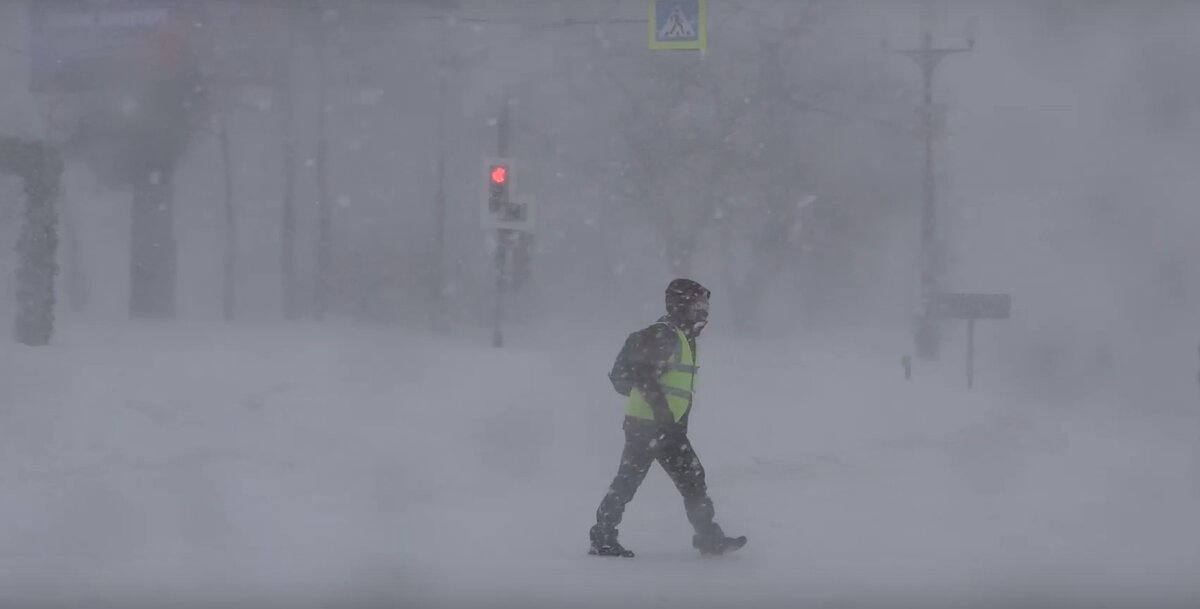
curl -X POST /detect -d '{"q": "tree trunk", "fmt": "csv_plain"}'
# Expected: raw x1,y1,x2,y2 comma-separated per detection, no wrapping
719,220,756,335
59,189,87,313
281,61,298,320
13,143,61,346
129,166,176,319
219,114,236,322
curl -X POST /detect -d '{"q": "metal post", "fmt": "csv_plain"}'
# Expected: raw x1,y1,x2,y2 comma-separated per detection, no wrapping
492,96,511,348
892,27,972,361
492,232,507,348
966,318,975,389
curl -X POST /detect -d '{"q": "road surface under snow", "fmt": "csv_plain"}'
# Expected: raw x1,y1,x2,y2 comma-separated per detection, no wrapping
1,322,1198,608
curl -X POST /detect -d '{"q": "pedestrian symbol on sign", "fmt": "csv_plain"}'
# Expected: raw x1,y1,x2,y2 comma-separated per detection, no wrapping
659,6,695,39
649,0,706,50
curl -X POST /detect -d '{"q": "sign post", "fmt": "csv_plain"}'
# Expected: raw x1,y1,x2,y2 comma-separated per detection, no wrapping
928,292,1012,389
648,0,706,51
967,317,975,389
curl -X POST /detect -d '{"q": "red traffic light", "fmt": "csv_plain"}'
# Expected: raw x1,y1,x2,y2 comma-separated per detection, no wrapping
490,165,508,185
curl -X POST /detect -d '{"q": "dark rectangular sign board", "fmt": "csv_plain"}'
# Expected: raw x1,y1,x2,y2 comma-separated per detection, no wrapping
30,1,284,93
929,292,1011,320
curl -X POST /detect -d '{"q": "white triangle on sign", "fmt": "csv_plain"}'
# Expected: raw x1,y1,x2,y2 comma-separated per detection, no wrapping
659,5,695,39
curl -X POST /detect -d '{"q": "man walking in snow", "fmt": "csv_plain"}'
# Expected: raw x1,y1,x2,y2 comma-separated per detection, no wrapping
589,278,746,558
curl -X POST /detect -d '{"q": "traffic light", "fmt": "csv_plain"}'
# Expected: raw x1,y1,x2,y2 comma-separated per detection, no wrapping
490,165,507,186
488,161,509,214
481,157,533,231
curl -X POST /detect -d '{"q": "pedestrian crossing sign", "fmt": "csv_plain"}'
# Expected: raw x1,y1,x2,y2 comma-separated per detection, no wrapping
649,0,706,50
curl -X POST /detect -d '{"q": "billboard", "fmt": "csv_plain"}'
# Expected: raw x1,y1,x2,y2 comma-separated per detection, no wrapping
29,1,184,93
30,1,285,94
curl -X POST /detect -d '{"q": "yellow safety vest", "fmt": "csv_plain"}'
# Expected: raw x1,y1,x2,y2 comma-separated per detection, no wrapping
625,324,697,422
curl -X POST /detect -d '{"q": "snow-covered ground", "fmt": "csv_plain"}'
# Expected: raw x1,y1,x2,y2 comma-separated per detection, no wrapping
2,321,1198,607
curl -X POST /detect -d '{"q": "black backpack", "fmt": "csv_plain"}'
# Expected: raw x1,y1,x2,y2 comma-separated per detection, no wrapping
608,332,638,396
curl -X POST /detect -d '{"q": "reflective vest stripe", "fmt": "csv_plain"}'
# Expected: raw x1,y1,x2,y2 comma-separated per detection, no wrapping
661,386,693,400
666,363,698,374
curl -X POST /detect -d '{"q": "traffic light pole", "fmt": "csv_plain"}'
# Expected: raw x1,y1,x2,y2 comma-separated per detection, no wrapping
892,31,971,361
492,96,512,348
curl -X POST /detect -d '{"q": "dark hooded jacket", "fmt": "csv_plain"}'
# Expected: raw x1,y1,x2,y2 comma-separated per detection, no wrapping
609,279,710,431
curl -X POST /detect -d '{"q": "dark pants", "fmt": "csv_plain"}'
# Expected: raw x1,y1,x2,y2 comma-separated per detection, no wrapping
592,418,722,542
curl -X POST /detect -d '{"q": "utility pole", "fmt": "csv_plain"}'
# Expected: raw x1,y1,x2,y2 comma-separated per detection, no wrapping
891,24,972,361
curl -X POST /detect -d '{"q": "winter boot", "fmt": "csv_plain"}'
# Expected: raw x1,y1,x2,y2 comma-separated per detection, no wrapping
692,528,747,556
589,524,635,558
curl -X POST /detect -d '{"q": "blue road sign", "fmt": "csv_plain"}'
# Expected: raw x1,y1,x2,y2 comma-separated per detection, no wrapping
649,0,706,50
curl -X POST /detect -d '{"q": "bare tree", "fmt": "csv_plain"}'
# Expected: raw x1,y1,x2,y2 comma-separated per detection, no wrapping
561,1,917,330
613,55,756,276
